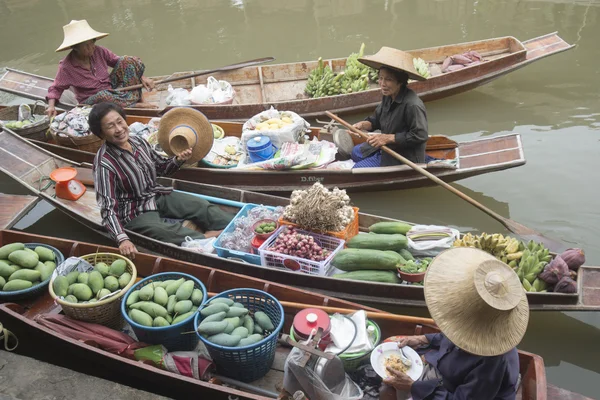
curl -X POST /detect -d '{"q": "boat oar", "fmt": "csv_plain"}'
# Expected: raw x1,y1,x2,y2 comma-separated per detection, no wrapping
117,57,275,92
324,111,564,251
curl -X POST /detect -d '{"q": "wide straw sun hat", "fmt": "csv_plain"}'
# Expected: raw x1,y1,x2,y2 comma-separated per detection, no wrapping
56,20,109,52
424,247,530,357
358,47,426,82
157,108,214,166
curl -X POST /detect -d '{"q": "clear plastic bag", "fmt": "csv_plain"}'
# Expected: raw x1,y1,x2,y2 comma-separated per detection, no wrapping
180,236,216,253
283,346,363,400
407,224,460,256
218,206,284,253
241,107,310,151
165,85,192,106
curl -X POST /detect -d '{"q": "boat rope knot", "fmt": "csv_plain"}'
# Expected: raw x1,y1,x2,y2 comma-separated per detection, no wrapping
0,322,19,351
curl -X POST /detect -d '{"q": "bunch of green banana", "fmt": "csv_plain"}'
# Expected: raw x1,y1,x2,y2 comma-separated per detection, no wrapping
306,57,325,97
516,248,549,292
412,58,431,79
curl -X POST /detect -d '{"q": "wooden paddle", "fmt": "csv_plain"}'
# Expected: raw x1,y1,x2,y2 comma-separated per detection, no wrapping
116,57,275,92
325,111,564,251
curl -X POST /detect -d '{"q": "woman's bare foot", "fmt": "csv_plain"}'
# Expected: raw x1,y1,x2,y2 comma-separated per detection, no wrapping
204,230,224,239
134,102,159,109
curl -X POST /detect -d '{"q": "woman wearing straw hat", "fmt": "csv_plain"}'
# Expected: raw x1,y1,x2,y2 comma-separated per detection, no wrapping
349,47,429,168
380,247,528,400
46,20,156,118
89,102,235,259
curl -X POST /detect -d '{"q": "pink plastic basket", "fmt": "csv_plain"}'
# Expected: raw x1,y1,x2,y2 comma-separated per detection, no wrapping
258,226,345,276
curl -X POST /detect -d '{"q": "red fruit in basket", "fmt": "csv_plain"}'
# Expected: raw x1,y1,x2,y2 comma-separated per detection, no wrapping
284,259,301,271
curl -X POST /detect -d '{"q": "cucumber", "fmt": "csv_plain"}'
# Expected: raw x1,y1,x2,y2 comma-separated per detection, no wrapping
347,233,408,251
398,249,415,261
332,248,403,272
332,270,401,284
369,221,412,235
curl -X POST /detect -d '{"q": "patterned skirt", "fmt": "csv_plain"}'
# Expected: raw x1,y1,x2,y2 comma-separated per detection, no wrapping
83,56,145,107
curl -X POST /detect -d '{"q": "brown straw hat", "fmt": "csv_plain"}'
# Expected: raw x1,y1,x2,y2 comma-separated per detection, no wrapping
56,20,109,52
358,47,426,82
424,247,529,357
157,108,214,166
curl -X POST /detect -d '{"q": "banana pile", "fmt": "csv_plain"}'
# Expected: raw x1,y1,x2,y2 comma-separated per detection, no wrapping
305,44,378,99
453,233,552,292
412,58,431,79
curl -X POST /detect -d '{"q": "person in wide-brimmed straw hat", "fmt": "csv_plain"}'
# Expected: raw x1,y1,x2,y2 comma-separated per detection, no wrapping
88,102,235,259
381,247,529,400
344,47,429,168
46,19,157,118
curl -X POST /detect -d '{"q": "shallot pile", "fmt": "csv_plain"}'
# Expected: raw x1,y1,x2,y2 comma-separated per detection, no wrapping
268,227,329,262
283,182,354,233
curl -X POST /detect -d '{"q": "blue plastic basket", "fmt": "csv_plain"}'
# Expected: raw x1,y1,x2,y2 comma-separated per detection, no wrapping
121,272,207,351
0,243,65,301
213,204,278,265
195,288,284,382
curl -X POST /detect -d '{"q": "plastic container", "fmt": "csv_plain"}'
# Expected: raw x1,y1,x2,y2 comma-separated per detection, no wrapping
213,203,278,265
291,308,332,350
247,136,276,163
195,288,284,382
250,236,266,255
258,226,345,276
0,243,65,301
121,272,206,351
278,207,360,242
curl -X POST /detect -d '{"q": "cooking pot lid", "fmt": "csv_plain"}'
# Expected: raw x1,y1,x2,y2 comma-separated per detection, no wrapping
247,135,271,150
293,308,331,337
333,129,354,160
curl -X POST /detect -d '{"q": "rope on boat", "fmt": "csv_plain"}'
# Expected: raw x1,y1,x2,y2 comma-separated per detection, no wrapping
0,322,19,351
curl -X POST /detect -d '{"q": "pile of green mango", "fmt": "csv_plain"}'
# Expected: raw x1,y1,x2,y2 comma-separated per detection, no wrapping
197,296,275,348
125,277,204,328
0,243,57,292
52,258,132,304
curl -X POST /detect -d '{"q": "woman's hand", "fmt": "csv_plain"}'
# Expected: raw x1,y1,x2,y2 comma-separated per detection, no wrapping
397,335,429,349
352,120,372,131
367,133,395,148
46,99,57,118
176,148,193,162
384,366,415,391
119,240,138,259
141,76,155,91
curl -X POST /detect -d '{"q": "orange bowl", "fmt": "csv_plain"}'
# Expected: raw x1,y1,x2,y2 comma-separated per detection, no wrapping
397,268,426,283
252,219,279,240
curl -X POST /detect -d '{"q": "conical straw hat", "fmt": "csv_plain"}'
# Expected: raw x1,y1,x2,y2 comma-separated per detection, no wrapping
56,20,109,52
358,47,426,82
424,247,529,356
157,108,214,166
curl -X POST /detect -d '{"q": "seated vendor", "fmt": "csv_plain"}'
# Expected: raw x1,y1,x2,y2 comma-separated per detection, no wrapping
351,47,429,168
381,247,526,400
90,102,235,259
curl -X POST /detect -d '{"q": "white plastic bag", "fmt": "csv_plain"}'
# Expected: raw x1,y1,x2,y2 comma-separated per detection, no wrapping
181,236,216,254
407,225,460,256
207,76,234,103
165,85,191,106
190,85,213,104
326,310,373,355
241,107,310,151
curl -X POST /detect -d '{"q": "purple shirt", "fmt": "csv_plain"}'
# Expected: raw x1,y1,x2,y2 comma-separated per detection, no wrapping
411,333,520,400
47,45,120,103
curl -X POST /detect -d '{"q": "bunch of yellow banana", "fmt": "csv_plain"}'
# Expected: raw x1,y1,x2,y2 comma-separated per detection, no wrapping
453,232,517,261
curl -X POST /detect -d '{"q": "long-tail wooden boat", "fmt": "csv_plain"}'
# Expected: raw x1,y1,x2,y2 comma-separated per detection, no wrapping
1,228,590,400
0,128,598,312
27,115,526,193
0,33,574,120
0,193,38,229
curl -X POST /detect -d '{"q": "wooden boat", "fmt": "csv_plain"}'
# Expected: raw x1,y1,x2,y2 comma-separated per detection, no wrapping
0,193,38,229
0,128,598,312
0,33,574,120
27,115,526,193
0,228,586,400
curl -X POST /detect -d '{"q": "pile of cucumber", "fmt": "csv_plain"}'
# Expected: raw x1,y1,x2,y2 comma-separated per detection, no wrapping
331,222,417,283
197,296,275,348
0,243,57,293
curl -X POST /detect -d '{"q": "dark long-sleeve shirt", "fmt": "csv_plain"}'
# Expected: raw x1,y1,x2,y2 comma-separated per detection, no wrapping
411,333,520,400
365,86,428,166
93,136,183,244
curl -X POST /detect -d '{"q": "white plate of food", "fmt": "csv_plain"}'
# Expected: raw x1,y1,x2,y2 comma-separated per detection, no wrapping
370,342,424,381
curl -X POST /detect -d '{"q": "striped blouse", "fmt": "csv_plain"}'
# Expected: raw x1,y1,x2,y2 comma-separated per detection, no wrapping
93,136,183,244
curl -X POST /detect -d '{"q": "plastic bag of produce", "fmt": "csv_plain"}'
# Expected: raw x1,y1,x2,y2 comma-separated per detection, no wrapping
241,107,310,151
207,76,234,103
180,236,217,254
406,225,460,257
165,85,192,106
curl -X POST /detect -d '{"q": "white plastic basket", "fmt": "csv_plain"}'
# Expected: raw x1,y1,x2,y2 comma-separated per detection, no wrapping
258,226,345,275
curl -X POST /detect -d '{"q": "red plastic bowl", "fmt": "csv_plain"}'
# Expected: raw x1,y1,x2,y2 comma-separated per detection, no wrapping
397,268,426,283
252,219,279,240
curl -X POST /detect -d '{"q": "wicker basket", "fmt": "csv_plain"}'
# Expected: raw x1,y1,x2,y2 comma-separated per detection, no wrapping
48,129,104,153
48,253,137,329
0,101,51,142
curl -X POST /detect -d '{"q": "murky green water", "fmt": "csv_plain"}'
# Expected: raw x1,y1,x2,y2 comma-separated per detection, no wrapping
1,0,599,397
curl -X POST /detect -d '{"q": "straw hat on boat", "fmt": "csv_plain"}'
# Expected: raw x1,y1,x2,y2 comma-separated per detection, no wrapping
358,47,426,82
424,247,529,357
56,20,109,52
157,108,214,166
